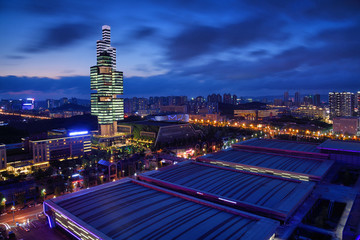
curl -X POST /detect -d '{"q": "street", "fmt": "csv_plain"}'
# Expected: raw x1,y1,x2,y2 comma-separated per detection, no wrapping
0,205,72,240
0,205,43,226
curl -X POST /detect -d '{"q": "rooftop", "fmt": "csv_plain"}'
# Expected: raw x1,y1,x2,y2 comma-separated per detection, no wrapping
198,148,333,181
121,120,187,127
29,133,91,142
97,159,113,167
140,161,315,221
236,138,321,153
317,139,360,153
45,179,279,240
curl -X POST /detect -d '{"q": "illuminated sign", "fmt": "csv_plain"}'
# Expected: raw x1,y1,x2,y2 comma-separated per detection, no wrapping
69,131,89,136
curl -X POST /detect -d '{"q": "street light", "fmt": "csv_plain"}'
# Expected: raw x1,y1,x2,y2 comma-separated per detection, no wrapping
41,189,46,202
11,205,15,225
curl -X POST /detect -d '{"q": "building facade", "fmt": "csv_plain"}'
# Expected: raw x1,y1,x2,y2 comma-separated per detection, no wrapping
333,117,360,136
329,92,354,119
30,133,91,163
91,25,124,136
0,144,6,170
292,106,326,120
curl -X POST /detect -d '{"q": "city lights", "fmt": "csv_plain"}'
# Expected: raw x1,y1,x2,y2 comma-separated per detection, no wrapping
69,131,89,136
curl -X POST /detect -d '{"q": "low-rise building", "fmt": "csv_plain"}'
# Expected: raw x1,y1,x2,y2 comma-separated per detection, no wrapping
44,179,279,240
159,105,187,114
292,105,327,120
118,121,201,147
234,109,280,121
189,113,226,123
333,117,360,136
140,161,315,221
30,130,91,163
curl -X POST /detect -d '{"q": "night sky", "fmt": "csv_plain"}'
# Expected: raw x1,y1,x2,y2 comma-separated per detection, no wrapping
0,0,359,100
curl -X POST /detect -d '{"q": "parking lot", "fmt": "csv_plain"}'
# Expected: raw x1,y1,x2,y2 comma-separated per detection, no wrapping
0,210,72,240
10,218,71,240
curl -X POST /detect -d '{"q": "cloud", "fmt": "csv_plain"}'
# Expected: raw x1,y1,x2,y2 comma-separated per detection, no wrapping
166,17,289,61
305,0,360,21
132,26,157,39
0,75,90,97
24,0,65,15
22,23,95,53
311,23,360,45
1,0,359,99
248,49,268,57
6,55,27,59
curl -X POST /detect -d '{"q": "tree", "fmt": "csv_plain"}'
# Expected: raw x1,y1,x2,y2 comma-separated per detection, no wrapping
83,178,89,188
96,176,102,185
68,182,74,193
17,193,26,206
0,192,5,213
54,186,62,197
40,188,46,202
44,166,54,177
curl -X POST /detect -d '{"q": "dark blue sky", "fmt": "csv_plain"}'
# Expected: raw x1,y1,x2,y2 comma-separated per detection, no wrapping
0,0,359,100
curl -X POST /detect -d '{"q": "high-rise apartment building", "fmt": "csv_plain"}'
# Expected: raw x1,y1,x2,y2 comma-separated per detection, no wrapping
207,93,222,103
0,144,6,170
232,94,237,105
355,91,360,110
303,95,313,105
91,25,124,136
313,94,321,106
329,92,354,119
294,92,300,106
223,93,232,104
284,91,289,103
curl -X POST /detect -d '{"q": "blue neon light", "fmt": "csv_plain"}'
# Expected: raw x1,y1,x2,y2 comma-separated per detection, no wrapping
69,131,89,136
43,203,54,228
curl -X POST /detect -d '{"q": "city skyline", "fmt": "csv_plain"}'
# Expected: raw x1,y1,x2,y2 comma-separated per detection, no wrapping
0,0,359,99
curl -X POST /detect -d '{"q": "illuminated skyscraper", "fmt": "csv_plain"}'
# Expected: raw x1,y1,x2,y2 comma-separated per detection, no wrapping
91,25,124,136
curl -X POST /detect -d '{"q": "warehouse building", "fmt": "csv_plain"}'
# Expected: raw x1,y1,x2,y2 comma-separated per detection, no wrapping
44,179,279,240
233,138,327,159
237,138,360,166
197,148,333,181
139,161,315,221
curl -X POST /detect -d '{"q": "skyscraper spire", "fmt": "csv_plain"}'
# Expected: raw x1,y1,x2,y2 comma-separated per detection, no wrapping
102,25,111,43
96,25,116,70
